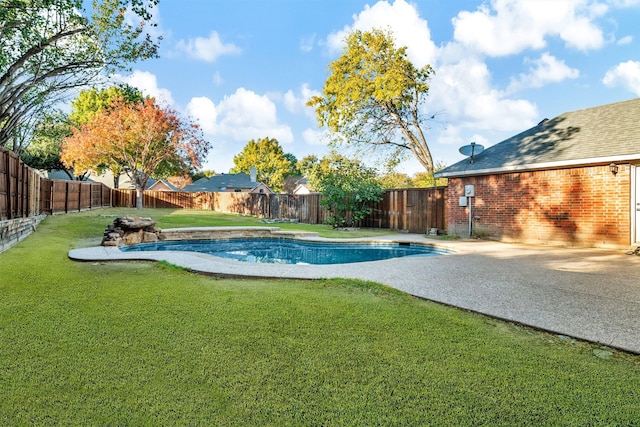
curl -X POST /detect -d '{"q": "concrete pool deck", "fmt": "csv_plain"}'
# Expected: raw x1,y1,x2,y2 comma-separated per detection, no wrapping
69,234,640,355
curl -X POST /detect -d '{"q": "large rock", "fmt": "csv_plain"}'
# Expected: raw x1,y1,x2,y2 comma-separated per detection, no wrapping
122,229,144,245
114,216,156,230
101,216,160,247
143,231,158,243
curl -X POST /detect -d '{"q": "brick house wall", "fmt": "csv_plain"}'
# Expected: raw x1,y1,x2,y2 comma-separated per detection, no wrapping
445,164,631,247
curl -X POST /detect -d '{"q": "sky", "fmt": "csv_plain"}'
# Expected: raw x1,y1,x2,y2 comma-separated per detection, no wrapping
115,0,640,175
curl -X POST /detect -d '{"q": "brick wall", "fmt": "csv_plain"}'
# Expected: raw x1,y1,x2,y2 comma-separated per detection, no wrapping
446,164,630,247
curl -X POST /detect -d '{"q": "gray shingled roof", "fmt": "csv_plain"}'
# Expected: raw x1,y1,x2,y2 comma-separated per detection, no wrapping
436,98,640,178
182,173,258,192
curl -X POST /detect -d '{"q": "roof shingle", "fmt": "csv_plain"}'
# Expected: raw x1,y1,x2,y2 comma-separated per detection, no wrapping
182,173,258,192
436,97,640,178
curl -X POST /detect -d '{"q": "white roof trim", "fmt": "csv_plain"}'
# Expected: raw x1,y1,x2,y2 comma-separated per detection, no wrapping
435,153,640,178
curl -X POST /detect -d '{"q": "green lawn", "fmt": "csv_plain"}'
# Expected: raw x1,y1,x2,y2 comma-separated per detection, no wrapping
1,208,639,425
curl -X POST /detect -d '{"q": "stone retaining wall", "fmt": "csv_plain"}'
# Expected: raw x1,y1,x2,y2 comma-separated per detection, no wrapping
158,226,318,242
0,215,46,254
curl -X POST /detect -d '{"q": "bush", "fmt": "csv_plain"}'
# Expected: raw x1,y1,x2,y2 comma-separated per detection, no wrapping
317,155,383,228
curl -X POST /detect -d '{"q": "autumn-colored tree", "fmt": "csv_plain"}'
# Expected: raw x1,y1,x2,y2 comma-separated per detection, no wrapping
231,137,291,192
167,175,192,190
70,85,144,126
307,28,435,173
0,0,160,149
61,97,210,209
68,85,145,186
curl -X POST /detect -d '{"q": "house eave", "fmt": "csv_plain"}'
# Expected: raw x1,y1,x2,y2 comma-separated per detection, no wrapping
435,153,640,178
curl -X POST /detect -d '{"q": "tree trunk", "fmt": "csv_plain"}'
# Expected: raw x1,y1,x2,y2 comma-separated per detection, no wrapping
136,187,143,210
133,170,147,210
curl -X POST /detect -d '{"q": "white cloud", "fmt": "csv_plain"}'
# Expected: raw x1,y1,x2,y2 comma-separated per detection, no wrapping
212,71,223,86
469,134,491,147
116,70,174,106
283,84,321,118
318,0,543,165
325,0,437,67
302,128,330,146
186,88,293,144
427,57,538,135
300,34,316,52
617,35,633,45
186,97,218,135
602,60,640,95
452,0,606,57
176,31,241,62
507,53,580,92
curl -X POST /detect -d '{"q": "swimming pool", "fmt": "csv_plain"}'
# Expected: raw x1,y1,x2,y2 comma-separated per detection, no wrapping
119,238,450,265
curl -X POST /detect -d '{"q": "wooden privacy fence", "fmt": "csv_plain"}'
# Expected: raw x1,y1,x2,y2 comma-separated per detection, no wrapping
112,187,446,233
1,143,447,234
40,179,112,215
112,190,329,224
1,146,40,220
362,187,447,233
1,146,113,220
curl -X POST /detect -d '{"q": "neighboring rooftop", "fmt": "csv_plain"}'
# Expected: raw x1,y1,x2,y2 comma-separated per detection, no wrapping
182,172,260,192
148,179,181,192
437,98,640,178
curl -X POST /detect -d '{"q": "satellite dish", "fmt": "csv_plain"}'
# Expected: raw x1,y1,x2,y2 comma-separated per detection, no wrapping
459,142,484,163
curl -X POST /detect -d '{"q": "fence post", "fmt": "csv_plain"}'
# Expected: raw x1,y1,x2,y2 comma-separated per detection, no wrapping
391,191,397,230
6,153,11,218
64,181,69,213
402,189,407,231
22,165,31,218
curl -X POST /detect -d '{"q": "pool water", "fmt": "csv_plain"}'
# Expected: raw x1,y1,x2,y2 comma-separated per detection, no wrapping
119,238,450,265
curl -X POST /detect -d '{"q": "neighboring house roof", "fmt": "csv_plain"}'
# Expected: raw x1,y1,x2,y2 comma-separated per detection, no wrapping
147,179,180,192
292,177,316,195
249,183,274,194
45,169,79,181
436,98,640,178
189,177,208,188
82,170,134,189
182,172,273,193
45,169,181,190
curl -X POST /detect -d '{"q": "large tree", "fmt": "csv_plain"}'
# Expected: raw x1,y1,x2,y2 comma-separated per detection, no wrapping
69,84,144,126
68,84,145,186
307,28,435,173
20,109,74,178
231,137,292,193
0,0,160,149
61,97,210,209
